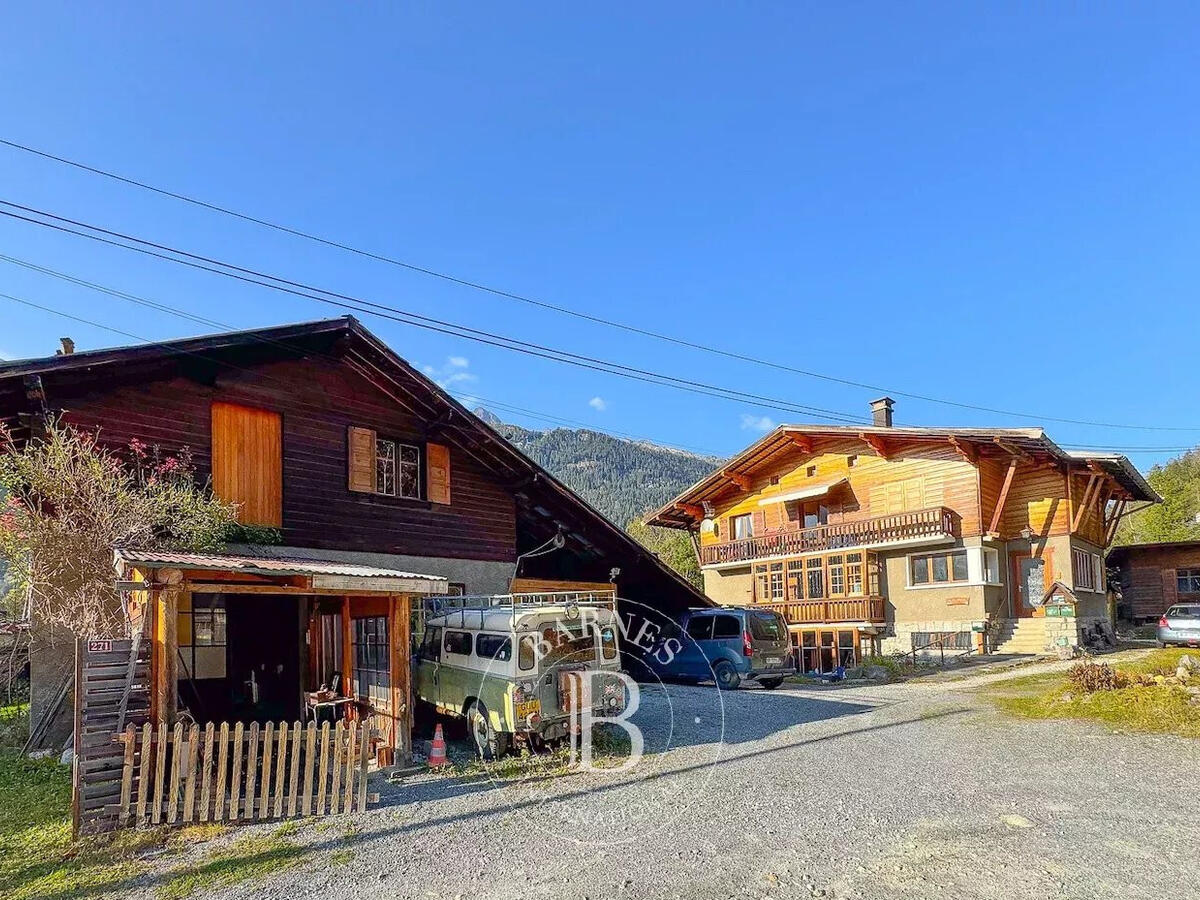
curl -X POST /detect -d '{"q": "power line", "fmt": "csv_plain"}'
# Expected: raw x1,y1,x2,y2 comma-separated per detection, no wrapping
0,256,729,456
0,135,1186,433
0,265,1183,458
0,201,868,424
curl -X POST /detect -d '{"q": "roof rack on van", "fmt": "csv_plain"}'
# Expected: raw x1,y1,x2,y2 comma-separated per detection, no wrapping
418,590,617,632
422,590,616,615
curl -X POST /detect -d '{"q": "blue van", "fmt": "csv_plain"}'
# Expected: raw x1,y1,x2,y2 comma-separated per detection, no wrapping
649,606,794,690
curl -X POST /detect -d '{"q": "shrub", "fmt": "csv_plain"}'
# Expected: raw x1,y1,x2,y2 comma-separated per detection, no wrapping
1067,661,1154,693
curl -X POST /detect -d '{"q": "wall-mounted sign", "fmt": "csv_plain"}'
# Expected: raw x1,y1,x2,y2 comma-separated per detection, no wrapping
87,639,113,653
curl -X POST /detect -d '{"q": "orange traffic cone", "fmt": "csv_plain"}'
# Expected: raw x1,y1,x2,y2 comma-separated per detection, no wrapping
428,723,447,768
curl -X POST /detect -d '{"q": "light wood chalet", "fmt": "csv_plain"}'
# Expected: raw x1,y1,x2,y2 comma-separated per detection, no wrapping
648,398,1159,666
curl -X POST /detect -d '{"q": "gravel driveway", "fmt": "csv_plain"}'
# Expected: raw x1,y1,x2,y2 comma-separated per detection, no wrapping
139,661,1200,900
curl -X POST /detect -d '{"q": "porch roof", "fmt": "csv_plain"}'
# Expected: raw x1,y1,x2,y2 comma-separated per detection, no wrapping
115,548,449,594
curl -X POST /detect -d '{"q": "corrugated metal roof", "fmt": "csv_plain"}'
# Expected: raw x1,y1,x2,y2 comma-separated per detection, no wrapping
114,548,447,583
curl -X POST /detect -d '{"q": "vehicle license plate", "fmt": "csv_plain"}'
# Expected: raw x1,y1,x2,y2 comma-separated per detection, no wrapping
516,699,541,720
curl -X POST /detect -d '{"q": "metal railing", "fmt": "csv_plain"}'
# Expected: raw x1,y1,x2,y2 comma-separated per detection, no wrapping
903,630,978,667
700,506,956,566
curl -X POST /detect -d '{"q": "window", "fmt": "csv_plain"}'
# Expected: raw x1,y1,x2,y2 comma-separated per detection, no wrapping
801,501,828,528
518,634,538,670
787,560,803,600
806,465,817,477
909,550,968,586
375,439,422,500
317,612,342,688
446,582,467,597
847,454,858,468
769,562,784,600
444,630,472,656
770,475,780,485
828,555,845,596
475,633,512,661
1072,548,1095,591
1167,605,1200,619
749,611,785,642
983,548,1001,585
806,557,825,599
419,626,442,662
352,616,390,707
712,614,742,638
1178,569,1200,595
845,552,864,596
687,616,714,641
600,625,618,659
731,514,753,540
178,595,227,680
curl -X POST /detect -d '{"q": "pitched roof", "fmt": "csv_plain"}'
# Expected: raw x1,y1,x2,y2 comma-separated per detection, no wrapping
648,423,1158,528
3,316,710,612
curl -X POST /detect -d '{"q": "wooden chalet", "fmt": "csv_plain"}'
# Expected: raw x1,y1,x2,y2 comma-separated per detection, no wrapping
648,398,1159,665
0,317,708,766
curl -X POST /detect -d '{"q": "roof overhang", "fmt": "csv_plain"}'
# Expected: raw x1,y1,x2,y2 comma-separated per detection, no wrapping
648,424,1159,529
114,548,449,595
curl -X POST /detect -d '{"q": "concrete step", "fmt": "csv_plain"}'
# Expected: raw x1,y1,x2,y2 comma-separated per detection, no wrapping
992,618,1047,654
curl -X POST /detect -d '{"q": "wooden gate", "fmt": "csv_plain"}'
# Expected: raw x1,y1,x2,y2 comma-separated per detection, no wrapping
114,719,370,827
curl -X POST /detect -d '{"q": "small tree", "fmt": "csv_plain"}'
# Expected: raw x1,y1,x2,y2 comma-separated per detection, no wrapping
0,421,239,640
626,518,703,589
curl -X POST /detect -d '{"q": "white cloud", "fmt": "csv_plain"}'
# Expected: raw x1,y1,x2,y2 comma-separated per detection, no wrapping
588,396,607,412
740,413,776,433
421,356,478,390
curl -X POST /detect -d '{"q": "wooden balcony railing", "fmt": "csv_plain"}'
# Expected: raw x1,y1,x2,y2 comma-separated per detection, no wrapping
756,596,887,626
700,506,956,566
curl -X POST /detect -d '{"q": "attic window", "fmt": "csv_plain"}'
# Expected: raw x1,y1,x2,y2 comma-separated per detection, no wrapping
806,465,817,478
769,475,780,485
847,455,858,468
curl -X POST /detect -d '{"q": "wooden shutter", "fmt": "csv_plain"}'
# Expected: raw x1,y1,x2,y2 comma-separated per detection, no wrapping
426,442,451,505
751,510,766,535
211,402,282,526
347,426,377,493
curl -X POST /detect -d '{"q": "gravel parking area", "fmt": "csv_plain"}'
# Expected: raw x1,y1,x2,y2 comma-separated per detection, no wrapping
132,661,1200,900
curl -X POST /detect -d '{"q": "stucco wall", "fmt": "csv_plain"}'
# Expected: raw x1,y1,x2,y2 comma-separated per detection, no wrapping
702,566,753,606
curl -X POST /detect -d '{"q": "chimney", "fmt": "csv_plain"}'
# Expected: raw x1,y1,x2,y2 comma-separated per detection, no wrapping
869,396,894,428
56,337,75,356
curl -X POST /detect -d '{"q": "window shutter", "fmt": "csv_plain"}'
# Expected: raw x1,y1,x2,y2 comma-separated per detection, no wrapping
347,426,377,493
426,442,451,505
752,510,766,535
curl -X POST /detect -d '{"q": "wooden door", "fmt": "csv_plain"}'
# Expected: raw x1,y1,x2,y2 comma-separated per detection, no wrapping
1011,553,1045,617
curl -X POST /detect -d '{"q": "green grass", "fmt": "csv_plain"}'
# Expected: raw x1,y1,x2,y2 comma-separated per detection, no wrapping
0,751,148,900
0,749,276,900
0,700,30,749
983,649,1200,739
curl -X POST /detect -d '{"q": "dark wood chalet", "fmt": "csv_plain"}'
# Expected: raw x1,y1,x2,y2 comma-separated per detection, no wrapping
1,317,707,761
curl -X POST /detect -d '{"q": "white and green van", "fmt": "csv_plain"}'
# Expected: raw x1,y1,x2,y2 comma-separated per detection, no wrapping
414,593,625,758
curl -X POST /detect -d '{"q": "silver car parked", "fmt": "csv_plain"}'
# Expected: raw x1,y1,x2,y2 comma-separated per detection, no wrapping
1157,604,1200,648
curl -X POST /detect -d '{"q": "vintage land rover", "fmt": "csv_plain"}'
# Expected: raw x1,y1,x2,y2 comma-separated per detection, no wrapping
414,592,626,758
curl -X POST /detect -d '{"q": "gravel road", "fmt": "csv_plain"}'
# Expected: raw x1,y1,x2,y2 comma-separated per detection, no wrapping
130,659,1200,900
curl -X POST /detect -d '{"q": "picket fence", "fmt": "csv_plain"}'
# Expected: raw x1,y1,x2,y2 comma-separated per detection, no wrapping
114,719,370,827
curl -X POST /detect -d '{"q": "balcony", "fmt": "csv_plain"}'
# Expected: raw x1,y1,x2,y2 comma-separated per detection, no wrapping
756,596,887,626
700,506,957,567
753,600,888,628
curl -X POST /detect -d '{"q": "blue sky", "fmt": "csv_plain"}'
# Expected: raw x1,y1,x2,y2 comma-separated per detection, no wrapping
1,4,1197,466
